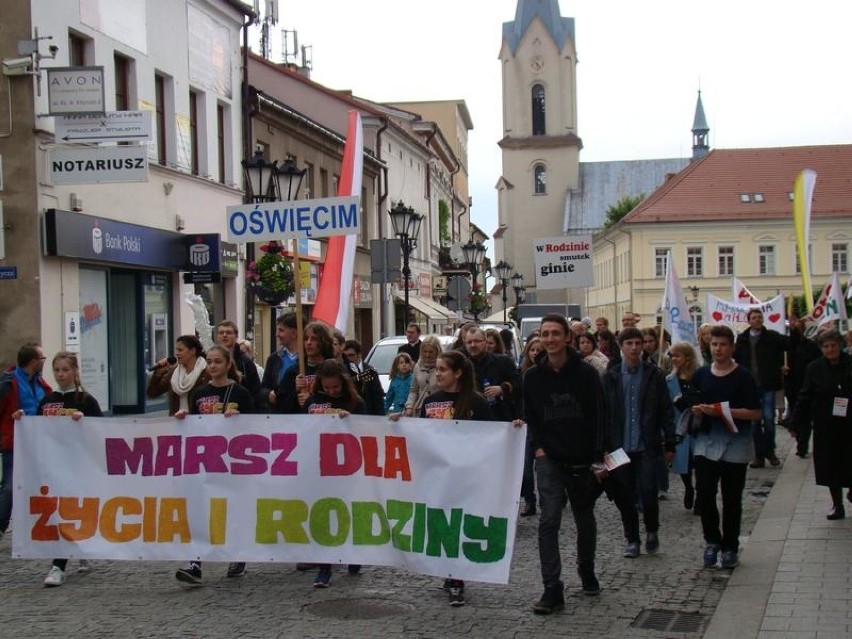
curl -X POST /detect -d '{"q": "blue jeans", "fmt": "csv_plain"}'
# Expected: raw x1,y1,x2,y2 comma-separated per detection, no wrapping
753,389,776,460
0,451,12,533
535,456,599,588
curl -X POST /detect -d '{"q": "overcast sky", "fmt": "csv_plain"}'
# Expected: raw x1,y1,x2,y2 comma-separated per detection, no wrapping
255,0,852,241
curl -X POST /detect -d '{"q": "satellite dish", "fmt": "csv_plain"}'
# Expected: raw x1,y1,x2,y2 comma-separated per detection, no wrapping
449,242,465,264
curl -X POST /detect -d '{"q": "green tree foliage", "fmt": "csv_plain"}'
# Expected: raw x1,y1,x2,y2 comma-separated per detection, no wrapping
603,193,645,229
438,199,451,246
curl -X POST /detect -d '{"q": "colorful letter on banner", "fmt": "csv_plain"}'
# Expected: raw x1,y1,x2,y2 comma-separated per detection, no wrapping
801,272,849,337
706,293,786,334
792,169,817,312
12,414,524,584
313,110,363,331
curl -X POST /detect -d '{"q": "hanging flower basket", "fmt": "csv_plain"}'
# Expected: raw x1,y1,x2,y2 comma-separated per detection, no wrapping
468,283,491,316
246,241,295,306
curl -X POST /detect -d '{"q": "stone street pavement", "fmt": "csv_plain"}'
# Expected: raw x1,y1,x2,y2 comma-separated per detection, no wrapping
0,446,787,639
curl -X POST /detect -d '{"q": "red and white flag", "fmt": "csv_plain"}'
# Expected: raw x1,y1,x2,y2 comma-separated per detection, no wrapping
713,401,738,434
732,277,761,304
312,110,363,331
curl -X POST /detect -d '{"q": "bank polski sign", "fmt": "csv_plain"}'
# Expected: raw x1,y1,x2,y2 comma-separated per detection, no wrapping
532,235,593,290
226,196,360,243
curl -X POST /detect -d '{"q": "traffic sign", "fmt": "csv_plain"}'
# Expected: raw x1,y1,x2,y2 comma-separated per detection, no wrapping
56,111,152,143
49,146,149,185
47,66,105,115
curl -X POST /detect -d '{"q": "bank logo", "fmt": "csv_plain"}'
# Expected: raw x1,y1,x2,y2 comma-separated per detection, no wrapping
189,237,211,267
92,222,103,254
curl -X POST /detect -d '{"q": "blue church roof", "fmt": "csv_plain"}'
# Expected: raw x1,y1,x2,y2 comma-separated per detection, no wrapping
503,0,575,53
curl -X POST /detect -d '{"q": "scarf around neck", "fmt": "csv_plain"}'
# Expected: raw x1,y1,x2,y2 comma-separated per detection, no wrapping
171,357,207,412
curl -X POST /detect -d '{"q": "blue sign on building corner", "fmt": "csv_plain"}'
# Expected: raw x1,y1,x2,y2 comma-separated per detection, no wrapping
0,266,18,280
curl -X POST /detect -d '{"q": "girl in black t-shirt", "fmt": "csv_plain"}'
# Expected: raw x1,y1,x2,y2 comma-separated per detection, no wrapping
174,345,254,586
38,351,103,588
304,359,365,588
418,350,492,606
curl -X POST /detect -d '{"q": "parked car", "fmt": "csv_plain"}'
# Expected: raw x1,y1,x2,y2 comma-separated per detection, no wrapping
364,335,454,392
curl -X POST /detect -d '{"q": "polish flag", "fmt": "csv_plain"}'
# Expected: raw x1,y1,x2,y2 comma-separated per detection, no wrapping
713,401,738,433
312,111,363,330
732,277,761,304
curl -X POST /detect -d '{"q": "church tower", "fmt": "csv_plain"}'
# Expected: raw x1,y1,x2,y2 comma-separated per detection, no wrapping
691,90,710,161
496,0,581,305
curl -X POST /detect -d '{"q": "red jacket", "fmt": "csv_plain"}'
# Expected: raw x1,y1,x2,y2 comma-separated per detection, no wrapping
0,367,53,451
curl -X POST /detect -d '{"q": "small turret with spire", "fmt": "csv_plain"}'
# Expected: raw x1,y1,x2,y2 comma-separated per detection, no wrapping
692,90,710,161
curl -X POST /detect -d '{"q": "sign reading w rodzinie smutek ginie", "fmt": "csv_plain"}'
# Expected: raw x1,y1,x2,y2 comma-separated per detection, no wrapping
532,235,593,290
226,196,360,243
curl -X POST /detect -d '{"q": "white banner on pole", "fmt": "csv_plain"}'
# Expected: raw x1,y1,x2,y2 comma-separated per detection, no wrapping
705,293,786,333
531,235,593,290
13,414,524,584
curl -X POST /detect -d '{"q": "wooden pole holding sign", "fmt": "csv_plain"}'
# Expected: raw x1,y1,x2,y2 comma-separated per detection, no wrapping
292,238,306,377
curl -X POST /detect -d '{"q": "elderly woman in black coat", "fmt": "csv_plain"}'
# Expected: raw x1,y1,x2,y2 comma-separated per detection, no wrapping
792,330,852,520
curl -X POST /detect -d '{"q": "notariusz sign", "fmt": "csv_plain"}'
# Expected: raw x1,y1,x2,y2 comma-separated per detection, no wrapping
225,196,360,243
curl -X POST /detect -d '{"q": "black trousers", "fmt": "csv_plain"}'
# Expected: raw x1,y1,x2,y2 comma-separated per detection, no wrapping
694,456,748,553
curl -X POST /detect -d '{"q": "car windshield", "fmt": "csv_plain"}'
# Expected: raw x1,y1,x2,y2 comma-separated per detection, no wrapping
366,343,402,375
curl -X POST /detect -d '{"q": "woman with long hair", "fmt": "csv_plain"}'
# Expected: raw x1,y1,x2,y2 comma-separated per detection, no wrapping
146,334,208,415
304,359,366,587
173,345,254,586
276,321,335,413
419,350,492,606
666,341,702,514
696,323,713,366
38,351,103,587
596,329,619,364
404,335,442,416
485,328,506,355
520,337,543,373
792,330,852,519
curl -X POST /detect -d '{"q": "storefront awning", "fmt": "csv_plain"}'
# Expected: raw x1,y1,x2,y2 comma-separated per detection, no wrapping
393,293,456,323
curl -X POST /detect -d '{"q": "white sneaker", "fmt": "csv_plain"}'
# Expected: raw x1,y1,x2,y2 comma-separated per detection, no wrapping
77,559,92,573
44,566,66,587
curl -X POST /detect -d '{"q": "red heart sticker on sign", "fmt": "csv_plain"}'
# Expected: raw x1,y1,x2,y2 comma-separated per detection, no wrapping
712,311,723,322
768,313,781,323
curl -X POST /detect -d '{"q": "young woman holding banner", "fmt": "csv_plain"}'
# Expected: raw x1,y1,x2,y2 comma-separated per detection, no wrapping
174,345,254,586
418,350,492,606
36,351,103,587
303,359,366,587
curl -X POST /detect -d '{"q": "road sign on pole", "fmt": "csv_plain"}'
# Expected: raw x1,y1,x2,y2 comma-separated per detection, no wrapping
47,66,105,115
56,111,152,143
49,146,149,185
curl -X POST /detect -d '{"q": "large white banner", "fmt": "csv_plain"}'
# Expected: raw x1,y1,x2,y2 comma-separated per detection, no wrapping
13,415,524,584
706,293,786,333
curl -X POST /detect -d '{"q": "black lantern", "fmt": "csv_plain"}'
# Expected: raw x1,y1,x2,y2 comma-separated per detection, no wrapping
389,201,423,329
494,260,513,323
462,240,488,321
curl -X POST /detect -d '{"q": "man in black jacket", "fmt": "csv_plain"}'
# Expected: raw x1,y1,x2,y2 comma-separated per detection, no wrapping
602,328,675,558
464,326,521,422
523,314,606,614
734,309,787,467
260,313,299,412
397,323,422,363
783,313,821,457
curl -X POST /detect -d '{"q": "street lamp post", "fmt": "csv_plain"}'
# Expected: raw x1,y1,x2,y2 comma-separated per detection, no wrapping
241,149,305,343
462,239,487,322
495,260,513,323
512,272,525,311
687,285,701,336
389,201,423,332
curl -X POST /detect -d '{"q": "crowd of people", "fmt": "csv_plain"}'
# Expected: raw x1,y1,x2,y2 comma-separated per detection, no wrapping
0,309,851,613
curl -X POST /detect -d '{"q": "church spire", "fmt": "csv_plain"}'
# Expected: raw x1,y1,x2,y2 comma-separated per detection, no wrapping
503,0,575,53
691,90,710,161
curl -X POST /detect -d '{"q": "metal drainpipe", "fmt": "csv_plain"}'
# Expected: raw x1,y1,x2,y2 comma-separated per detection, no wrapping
373,116,391,337
240,16,256,340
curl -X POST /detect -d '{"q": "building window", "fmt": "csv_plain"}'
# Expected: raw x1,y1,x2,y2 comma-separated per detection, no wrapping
758,245,775,275
532,84,546,135
795,244,813,274
154,75,167,165
69,32,88,65
114,53,131,111
216,104,226,183
686,247,703,277
188,91,199,176
718,246,734,276
320,168,329,197
655,248,670,278
832,243,848,273
534,164,546,195
303,162,314,198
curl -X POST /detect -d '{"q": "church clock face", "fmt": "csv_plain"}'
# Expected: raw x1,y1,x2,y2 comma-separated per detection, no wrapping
530,55,544,73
